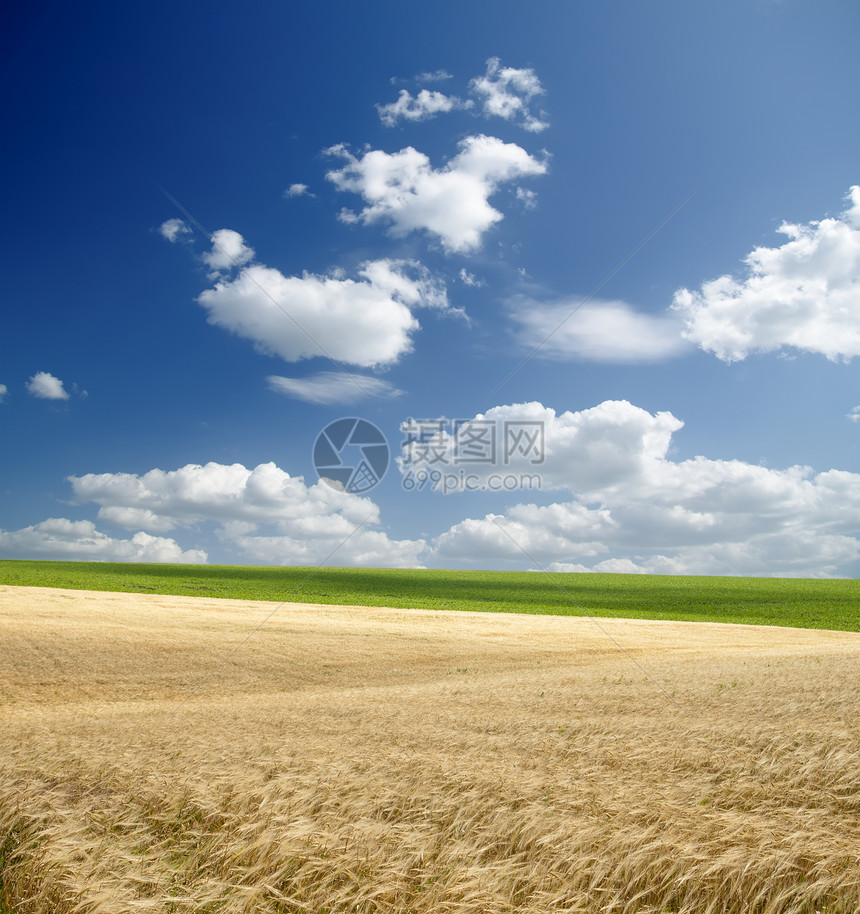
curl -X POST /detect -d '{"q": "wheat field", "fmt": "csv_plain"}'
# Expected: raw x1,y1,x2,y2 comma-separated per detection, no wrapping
0,585,858,913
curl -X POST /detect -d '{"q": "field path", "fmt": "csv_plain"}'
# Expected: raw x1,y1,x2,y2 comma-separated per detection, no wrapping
1,585,859,913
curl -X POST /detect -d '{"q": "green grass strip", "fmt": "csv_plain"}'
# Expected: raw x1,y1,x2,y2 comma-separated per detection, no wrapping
1,560,858,632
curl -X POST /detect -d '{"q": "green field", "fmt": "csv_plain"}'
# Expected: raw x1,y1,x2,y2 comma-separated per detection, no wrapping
1,559,857,631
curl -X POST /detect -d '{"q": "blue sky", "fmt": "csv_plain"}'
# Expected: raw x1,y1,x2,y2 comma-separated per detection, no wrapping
2,0,860,576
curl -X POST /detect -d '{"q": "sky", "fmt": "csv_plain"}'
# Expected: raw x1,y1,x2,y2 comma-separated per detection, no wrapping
2,0,860,577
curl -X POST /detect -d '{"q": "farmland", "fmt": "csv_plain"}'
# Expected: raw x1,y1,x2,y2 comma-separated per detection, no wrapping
1,581,859,913
0,560,858,631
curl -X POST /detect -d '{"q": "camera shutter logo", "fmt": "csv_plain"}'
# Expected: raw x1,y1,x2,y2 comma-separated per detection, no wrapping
313,418,389,493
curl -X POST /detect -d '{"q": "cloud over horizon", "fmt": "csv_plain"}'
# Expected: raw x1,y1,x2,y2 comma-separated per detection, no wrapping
0,518,207,563
413,400,860,577
7,395,857,576
68,461,426,567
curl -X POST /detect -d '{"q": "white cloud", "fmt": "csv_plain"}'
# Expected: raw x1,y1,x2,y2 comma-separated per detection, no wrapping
459,269,484,288
267,371,402,405
673,186,860,362
416,69,452,83
515,187,537,209
69,461,425,568
202,228,255,275
419,400,860,577
469,57,548,132
403,400,684,493
227,527,423,567
284,183,314,198
96,506,176,533
0,518,206,563
847,406,860,423
71,461,377,530
358,258,449,309
158,218,191,242
377,89,466,126
435,502,615,565
196,246,448,368
510,297,690,363
0,384,7,402
325,135,547,253
26,371,70,400
547,559,648,575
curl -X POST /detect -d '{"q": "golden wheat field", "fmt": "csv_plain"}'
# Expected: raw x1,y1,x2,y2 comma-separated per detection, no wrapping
0,585,858,914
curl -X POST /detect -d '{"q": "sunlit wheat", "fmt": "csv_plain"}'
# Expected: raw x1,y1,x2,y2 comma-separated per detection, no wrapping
1,586,858,913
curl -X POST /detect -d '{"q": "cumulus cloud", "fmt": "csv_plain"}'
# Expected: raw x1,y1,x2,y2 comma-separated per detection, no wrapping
196,238,449,368
847,406,860,423
509,297,690,363
267,371,403,405
403,400,684,493
381,59,548,131
26,371,70,400
159,218,191,242
325,135,547,253
69,461,425,568
284,183,314,198
673,186,860,362
71,461,376,530
202,228,255,275
469,57,548,132
0,384,7,402
0,518,206,563
435,503,615,566
416,400,860,577
377,89,465,126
